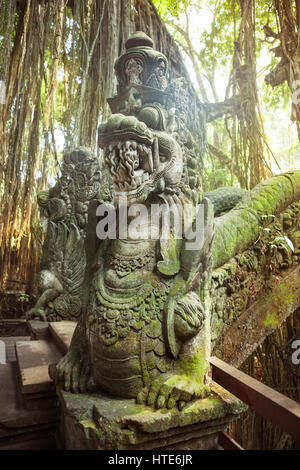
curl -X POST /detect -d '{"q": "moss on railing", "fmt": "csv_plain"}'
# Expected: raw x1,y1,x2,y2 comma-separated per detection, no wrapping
212,171,300,269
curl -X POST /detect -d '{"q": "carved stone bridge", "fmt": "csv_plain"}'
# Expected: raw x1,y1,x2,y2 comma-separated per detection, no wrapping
211,171,300,367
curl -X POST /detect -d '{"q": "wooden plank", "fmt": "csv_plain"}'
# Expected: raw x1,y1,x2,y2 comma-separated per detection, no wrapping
49,321,77,354
218,431,243,450
15,339,63,394
210,356,300,443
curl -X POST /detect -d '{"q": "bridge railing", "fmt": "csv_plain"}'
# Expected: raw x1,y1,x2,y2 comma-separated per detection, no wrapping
210,356,300,450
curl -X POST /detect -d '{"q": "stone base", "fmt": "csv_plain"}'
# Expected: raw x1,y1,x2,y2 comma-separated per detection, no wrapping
58,382,247,450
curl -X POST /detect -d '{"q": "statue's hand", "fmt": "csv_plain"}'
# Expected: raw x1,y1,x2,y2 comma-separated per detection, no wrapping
137,371,209,410
26,308,47,322
51,350,95,394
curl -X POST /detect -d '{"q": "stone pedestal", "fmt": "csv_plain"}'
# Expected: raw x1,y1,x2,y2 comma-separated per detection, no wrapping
58,382,247,450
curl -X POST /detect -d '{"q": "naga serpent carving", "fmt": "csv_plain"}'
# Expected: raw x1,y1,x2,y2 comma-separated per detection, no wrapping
53,32,214,409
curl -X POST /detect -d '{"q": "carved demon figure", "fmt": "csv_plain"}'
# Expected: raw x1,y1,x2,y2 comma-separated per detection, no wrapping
27,147,101,321
53,32,214,410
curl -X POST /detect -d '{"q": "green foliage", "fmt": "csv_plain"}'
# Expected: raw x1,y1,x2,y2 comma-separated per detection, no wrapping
269,235,294,254
154,0,298,188
17,292,30,303
153,0,184,17
261,81,290,110
203,165,235,192
197,0,239,72
264,311,279,328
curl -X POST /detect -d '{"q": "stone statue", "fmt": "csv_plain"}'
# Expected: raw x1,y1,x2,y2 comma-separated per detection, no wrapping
26,147,101,321
53,32,214,411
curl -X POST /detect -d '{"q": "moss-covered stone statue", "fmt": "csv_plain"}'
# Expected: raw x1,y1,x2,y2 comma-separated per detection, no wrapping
26,148,102,321
53,32,214,410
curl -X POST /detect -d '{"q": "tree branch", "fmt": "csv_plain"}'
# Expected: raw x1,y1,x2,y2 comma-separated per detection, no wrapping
265,57,289,87
203,95,242,122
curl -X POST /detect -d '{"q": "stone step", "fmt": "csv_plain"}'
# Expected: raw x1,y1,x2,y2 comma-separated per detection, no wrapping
13,321,76,400
0,363,58,439
15,338,63,394
0,429,58,450
0,336,30,363
49,321,77,354
27,320,50,340
23,394,58,411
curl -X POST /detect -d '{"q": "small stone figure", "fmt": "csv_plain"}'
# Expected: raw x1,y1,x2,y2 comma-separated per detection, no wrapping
146,58,168,90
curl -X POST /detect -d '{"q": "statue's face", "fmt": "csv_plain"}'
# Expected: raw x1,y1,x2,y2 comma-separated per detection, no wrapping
104,139,154,205
101,115,183,206
104,137,183,206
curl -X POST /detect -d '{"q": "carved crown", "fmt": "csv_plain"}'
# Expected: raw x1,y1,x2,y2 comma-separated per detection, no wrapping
114,31,168,92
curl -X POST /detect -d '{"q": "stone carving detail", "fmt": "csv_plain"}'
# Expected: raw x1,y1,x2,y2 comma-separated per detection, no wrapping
125,57,143,85
27,147,101,321
211,199,300,350
53,32,214,410
114,32,168,93
146,58,168,90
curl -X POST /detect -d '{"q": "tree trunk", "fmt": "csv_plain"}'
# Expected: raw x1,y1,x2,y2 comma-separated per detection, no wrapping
265,0,300,140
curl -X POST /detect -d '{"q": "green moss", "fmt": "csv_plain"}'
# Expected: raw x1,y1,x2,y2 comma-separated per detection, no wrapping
176,349,209,397
213,171,300,269
81,419,97,430
180,350,205,377
169,277,186,297
264,311,279,328
157,234,181,276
